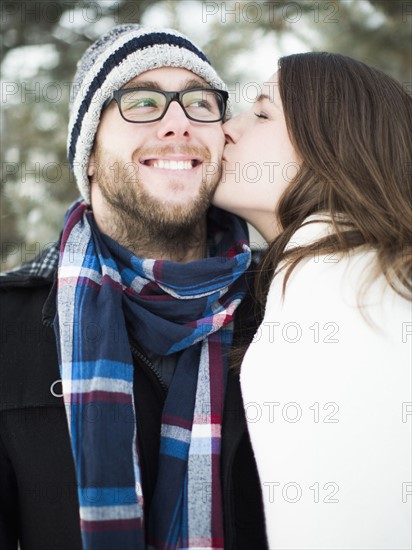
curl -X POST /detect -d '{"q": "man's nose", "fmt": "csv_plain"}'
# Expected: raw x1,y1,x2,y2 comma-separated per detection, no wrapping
156,100,192,140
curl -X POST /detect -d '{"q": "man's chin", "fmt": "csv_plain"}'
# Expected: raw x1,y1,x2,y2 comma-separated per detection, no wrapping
144,201,209,230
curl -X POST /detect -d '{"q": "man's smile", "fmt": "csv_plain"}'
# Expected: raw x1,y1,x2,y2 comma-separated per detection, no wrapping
140,155,203,170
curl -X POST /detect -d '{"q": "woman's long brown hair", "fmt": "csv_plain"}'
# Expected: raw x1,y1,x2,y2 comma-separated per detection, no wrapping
232,52,412,370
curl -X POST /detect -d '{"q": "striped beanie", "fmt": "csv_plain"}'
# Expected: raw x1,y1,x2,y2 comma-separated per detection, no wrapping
67,24,229,203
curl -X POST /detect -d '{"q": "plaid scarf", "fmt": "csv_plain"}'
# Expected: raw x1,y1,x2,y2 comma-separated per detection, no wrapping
54,201,250,550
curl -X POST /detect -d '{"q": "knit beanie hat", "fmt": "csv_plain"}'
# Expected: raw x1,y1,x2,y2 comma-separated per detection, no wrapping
67,24,230,203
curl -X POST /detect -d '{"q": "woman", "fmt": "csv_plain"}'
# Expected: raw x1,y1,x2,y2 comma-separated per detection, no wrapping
213,52,412,549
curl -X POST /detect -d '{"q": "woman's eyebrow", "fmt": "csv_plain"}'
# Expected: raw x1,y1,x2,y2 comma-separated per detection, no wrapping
255,93,275,104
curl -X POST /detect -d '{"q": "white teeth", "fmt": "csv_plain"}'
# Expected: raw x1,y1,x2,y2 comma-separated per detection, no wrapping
151,160,193,170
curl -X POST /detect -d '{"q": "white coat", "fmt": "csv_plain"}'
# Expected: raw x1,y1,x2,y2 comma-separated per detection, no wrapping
241,216,412,550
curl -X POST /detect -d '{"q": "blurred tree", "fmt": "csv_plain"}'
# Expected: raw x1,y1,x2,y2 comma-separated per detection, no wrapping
203,0,411,83
1,0,163,269
1,0,410,269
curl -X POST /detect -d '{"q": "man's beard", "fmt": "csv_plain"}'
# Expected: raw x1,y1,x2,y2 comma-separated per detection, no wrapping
91,144,222,255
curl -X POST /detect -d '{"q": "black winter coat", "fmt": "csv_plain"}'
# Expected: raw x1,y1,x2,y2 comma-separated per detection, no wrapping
0,263,267,550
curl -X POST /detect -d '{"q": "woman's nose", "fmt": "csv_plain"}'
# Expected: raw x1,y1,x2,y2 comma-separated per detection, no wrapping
223,111,248,144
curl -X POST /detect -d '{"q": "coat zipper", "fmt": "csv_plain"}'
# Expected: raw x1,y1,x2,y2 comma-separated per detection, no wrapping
130,343,168,395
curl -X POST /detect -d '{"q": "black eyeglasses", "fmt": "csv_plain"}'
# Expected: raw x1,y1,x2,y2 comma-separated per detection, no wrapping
104,87,229,123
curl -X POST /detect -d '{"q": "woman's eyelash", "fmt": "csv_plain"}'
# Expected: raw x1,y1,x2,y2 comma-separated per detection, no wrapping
254,112,269,120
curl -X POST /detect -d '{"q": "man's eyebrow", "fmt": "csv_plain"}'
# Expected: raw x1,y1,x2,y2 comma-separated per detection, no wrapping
122,79,212,90
182,79,213,90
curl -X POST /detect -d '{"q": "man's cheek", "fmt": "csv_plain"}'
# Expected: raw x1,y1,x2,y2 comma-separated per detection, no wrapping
203,160,220,182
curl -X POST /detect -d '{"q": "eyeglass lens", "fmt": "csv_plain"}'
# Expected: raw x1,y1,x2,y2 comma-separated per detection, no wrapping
120,89,224,122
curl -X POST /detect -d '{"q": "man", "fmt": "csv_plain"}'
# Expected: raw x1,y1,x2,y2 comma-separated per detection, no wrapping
0,25,266,550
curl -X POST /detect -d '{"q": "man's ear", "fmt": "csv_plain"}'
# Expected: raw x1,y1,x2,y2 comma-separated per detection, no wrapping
88,149,95,177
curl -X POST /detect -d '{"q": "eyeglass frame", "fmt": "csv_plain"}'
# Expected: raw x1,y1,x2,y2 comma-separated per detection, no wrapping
102,87,229,123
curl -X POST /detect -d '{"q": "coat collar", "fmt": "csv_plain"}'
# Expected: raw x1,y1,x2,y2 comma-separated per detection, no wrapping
284,213,337,250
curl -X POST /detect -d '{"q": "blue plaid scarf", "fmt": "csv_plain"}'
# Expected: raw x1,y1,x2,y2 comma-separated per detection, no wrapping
54,201,250,549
